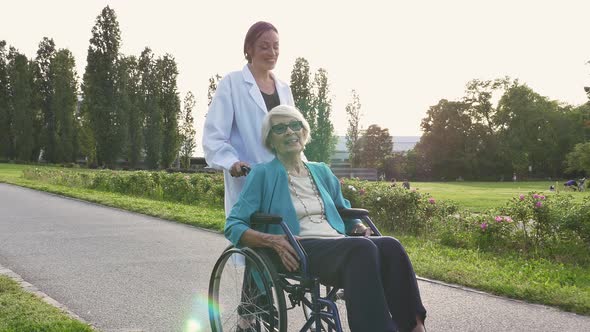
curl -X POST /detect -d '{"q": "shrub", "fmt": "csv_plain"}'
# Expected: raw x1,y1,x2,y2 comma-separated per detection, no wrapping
22,168,225,206
340,178,458,235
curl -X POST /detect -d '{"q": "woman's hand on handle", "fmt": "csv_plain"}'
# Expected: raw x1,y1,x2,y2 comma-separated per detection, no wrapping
230,161,251,177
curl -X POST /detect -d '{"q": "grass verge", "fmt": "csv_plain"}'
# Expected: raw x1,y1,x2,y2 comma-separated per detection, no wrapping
0,275,93,332
399,235,590,315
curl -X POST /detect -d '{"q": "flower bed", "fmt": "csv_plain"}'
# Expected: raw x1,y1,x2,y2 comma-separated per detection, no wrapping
340,178,590,265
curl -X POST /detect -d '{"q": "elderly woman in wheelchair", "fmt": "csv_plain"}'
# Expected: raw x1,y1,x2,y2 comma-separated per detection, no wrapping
209,105,426,332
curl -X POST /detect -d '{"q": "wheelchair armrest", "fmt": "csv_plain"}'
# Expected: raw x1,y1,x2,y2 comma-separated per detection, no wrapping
338,208,369,219
251,212,283,225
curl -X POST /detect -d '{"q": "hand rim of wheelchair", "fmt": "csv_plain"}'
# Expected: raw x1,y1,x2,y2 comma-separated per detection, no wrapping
209,246,287,331
209,208,380,332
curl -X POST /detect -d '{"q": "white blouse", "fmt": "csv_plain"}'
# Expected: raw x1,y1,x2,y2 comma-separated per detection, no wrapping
288,173,344,238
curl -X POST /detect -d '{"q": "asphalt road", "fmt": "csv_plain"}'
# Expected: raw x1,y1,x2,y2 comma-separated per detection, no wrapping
0,183,588,332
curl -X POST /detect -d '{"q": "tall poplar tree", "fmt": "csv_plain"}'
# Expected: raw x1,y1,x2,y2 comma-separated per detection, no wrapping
157,54,181,168
50,49,78,162
9,51,35,161
0,41,11,159
180,91,196,169
82,6,123,167
113,55,133,165
34,37,56,162
121,55,142,168
308,68,336,163
290,57,314,130
345,89,362,167
139,47,161,169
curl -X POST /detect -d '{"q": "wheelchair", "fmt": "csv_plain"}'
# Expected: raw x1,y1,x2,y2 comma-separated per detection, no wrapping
208,208,381,332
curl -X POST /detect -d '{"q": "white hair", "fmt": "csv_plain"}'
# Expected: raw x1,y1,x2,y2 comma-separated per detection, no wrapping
261,105,311,152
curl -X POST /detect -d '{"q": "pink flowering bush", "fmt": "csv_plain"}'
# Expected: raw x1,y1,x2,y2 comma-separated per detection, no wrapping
498,191,584,255
341,178,458,235
433,210,515,249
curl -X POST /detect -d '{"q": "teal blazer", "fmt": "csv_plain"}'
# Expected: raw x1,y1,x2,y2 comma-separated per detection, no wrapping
225,158,361,247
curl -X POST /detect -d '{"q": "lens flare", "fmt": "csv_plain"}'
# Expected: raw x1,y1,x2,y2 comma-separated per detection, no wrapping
185,294,219,332
185,319,201,332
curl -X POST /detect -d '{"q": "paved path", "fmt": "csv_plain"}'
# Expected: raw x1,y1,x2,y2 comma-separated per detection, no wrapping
0,183,588,332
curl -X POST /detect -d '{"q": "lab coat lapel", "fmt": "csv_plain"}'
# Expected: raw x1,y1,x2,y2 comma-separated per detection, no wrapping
272,72,290,105
242,65,268,114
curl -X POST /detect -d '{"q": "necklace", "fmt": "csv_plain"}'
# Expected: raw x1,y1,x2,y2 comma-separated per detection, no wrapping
287,165,326,224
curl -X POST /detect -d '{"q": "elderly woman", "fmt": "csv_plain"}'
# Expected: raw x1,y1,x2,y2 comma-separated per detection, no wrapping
225,105,426,332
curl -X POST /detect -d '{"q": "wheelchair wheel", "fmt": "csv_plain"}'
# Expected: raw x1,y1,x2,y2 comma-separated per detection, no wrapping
209,247,287,332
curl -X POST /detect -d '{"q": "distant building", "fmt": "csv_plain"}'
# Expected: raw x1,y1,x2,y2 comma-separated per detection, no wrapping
330,135,420,180
331,135,420,163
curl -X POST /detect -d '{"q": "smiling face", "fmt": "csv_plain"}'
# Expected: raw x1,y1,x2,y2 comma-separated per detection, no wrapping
247,30,279,71
268,115,305,157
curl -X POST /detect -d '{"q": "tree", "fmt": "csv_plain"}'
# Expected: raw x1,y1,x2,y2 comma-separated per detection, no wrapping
345,89,362,167
207,74,221,107
120,56,142,168
0,41,11,159
82,6,123,167
34,37,57,162
180,91,196,169
290,58,314,130
8,51,35,161
307,68,336,162
573,102,590,143
495,83,575,178
414,99,472,180
565,142,590,175
50,49,78,162
461,78,512,178
157,54,181,168
358,124,393,172
139,47,161,169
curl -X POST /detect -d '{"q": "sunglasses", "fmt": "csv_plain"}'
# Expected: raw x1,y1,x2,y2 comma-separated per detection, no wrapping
271,120,304,135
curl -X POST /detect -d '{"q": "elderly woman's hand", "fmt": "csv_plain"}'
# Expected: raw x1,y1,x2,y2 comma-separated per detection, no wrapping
351,223,373,237
266,234,300,272
239,230,300,272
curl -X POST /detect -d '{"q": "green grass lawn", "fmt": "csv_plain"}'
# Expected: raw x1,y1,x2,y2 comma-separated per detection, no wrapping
0,163,589,316
0,275,93,332
412,181,589,212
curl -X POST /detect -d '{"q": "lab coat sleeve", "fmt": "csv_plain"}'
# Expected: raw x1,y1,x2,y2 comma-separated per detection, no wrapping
224,166,265,247
202,76,240,171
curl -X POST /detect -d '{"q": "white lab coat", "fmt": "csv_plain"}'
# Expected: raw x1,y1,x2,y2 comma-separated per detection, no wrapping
203,64,295,215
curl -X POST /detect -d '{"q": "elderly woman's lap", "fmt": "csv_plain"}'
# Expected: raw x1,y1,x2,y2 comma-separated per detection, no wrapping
299,236,411,331
299,236,405,287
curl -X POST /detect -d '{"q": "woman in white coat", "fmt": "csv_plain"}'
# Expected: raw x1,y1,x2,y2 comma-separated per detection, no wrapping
203,21,295,215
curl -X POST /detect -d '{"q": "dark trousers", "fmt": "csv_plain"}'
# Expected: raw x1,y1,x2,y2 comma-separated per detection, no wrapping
299,237,427,332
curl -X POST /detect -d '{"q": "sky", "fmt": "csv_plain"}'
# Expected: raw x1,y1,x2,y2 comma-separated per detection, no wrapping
2,0,590,155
